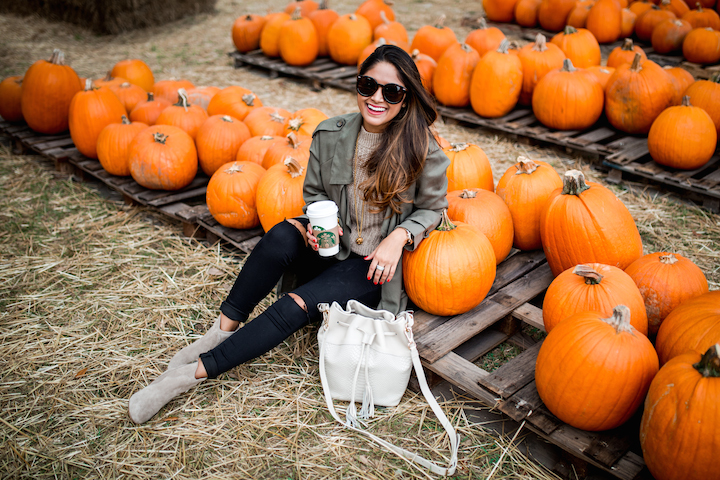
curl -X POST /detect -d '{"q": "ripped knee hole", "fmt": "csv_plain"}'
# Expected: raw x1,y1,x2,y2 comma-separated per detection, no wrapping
287,292,308,312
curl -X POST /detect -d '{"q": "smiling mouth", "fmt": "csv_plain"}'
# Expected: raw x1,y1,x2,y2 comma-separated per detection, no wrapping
367,104,387,113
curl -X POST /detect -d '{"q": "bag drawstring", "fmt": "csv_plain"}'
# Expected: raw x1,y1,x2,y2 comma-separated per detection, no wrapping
346,329,376,428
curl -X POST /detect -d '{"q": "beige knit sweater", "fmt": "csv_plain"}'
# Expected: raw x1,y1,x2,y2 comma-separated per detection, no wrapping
347,127,384,256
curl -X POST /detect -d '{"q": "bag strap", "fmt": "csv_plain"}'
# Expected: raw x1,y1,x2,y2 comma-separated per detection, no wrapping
319,332,459,476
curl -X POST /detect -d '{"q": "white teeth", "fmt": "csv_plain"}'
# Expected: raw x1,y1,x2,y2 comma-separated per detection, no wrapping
368,104,386,112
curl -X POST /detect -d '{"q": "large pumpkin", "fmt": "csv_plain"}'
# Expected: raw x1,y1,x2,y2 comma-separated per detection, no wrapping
640,345,720,480
196,115,252,176
262,132,312,169
284,0,319,17
470,40,523,118
517,33,566,106
664,66,695,105
232,14,266,53
625,252,708,336
538,0,578,31
152,79,195,104
260,12,292,58
683,73,720,133
236,135,280,165
256,157,308,232
128,125,198,191
464,18,506,58
532,58,604,131
535,305,659,431
0,76,24,122
128,92,171,126
682,27,720,64
540,170,643,276
155,89,209,140
682,3,720,29
651,18,692,54
550,26,601,68
586,0,623,43
308,0,340,57
96,115,148,176
483,0,520,22
243,106,291,137
111,59,154,92
655,290,720,365
433,43,480,108
606,38,647,68
443,143,494,192
327,13,373,65
69,79,127,159
21,49,83,134
409,15,458,62
373,10,408,45
495,157,562,251
403,210,496,316
207,86,263,121
447,189,514,264
279,8,319,66
206,161,267,229
110,82,147,114
515,0,543,27
542,263,648,334
635,5,677,41
355,0,395,30
283,108,328,137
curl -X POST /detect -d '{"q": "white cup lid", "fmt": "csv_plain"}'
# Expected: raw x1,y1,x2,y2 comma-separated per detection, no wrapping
306,200,338,218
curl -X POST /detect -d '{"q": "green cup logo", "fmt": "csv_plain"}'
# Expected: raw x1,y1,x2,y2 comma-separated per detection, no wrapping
316,231,337,248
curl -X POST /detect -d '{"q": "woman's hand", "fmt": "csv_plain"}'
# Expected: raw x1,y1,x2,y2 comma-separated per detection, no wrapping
307,223,343,251
365,228,408,285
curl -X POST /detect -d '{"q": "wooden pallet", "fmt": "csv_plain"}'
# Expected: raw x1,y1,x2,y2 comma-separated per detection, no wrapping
413,249,646,480
603,141,720,213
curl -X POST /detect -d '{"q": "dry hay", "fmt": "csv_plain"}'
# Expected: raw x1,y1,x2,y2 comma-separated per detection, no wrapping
0,146,559,478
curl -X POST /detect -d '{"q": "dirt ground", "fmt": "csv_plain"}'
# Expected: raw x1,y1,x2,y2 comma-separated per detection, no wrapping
0,0,719,478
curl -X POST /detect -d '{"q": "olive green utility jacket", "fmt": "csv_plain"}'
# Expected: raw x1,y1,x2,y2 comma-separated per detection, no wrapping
300,112,450,314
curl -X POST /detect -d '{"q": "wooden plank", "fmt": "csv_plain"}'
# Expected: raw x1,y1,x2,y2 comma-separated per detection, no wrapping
499,379,562,435
454,329,509,363
511,302,545,332
418,264,554,364
566,127,616,146
481,342,541,398
421,351,497,406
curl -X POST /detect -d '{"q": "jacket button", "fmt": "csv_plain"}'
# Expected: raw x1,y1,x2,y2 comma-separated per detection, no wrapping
336,120,344,128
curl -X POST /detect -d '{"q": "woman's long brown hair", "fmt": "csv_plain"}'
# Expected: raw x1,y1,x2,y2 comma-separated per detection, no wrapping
358,45,439,215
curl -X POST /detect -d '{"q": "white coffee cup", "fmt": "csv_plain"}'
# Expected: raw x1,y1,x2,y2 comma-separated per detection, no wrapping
306,200,340,257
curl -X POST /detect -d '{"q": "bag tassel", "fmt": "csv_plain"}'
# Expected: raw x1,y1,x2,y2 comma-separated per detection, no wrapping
359,359,374,420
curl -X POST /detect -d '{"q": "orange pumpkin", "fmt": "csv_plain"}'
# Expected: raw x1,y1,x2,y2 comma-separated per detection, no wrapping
640,345,720,480
358,38,409,68
540,170,643,276
207,86,263,121
652,18,692,53
532,59,604,130
682,27,720,64
152,79,195,104
483,0,520,22
308,0,340,57
260,12,292,58
542,263,648,334
128,125,198,191
68,79,127,159
110,82,147,114
206,161,267,229
185,86,221,111
373,10,408,44
464,18,506,58
279,8,319,66
327,13,373,65
550,26,601,68
536,305,659,431
262,132,311,169
635,5,677,40
129,92,171,126
284,0,319,16
97,115,148,176
433,43,480,108
409,15,458,62
155,89,209,141
566,1,593,28
0,76,24,122
411,49,437,94
659,0,691,17
682,2,720,28
21,49,83,134
584,65,616,89
243,106,291,137
607,38,647,68
625,252,708,336
196,115,252,176
443,143,494,192
586,0,624,43
403,210,496,316
517,33,566,106
621,8,639,36
515,0,543,27
256,157,308,232
648,95,717,169
93,72,127,90
664,66,695,105
630,0,655,16
605,54,676,134
495,157,562,251
447,189,514,264
282,108,328,137
538,0,578,31
655,290,720,364
470,40,523,118
683,73,720,133
232,14,266,53
355,0,395,30
236,135,280,165
111,59,154,92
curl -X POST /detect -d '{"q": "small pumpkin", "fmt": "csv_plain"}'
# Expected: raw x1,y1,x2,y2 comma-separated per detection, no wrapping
409,15,458,62
635,5,677,41
185,86,221,111
470,40,523,118
232,14,266,53
648,95,717,170
282,108,329,137
196,115,252,176
279,7,320,66
607,38,647,68
536,305,659,431
682,2,720,28
540,170,643,276
682,27,720,64
683,73,720,133
443,143,494,192
152,79,195,104
515,0,543,27
640,345,720,480
260,12,292,58
206,161,267,229
651,18,693,53
465,18,506,58
517,33,566,106
128,125,198,191
155,89,209,140
256,157,308,232
93,71,127,90
550,26,601,68
403,210,496,316
664,66,695,105
236,135,280,165
625,252,708,335
355,0,395,30
629,0,655,16
111,59,154,92
584,65,616,89
538,0,579,31
621,7,639,36
411,49,437,94
0,76,24,122
566,2,593,28
69,79,127,159
96,115,148,177
483,0,520,22
373,10,408,44
586,0,624,43
327,13,374,65
542,263,648,334
433,43,480,108
659,0,691,17
110,82,147,114
447,189,514,264
129,92,171,126
283,0,319,16
207,86,264,121
308,0,340,57
262,132,311,169
243,106,291,137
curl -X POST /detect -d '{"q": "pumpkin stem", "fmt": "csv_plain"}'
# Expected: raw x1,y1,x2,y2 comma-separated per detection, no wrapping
48,48,66,65
121,115,130,125
349,13,357,20
221,115,234,123
380,10,390,24
630,53,643,71
711,72,720,84
460,43,473,53
244,14,253,21
284,157,305,178
561,58,577,72
478,17,488,30
153,132,168,144
260,135,275,140
693,344,720,378
318,0,329,10
660,0,670,6
497,39,511,54
101,70,114,82
270,111,286,123
291,7,302,20
84,78,94,91
449,142,469,152
602,305,635,334
435,209,457,232
563,25,578,35
435,14,447,29
147,92,155,101
120,82,131,88
515,156,539,175
696,2,702,10
533,34,548,52
620,38,635,51
681,95,692,107
376,37,388,47
175,88,190,111
561,170,590,196
225,162,244,174
659,253,679,264
287,131,301,149
460,189,477,199
573,264,604,285
242,93,256,107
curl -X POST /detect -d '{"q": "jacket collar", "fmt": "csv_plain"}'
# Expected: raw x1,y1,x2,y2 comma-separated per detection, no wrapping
330,113,364,185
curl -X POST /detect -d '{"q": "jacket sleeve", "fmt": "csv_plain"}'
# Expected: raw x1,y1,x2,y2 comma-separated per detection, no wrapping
396,143,450,251
302,136,329,211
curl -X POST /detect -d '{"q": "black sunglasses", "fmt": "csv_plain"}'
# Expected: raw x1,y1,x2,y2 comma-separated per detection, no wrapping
356,75,407,104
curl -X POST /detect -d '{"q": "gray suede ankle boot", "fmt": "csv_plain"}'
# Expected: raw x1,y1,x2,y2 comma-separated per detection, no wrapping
128,362,204,424
167,316,235,370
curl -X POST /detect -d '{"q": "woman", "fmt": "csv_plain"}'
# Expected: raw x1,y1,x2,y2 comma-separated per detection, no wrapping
128,45,450,424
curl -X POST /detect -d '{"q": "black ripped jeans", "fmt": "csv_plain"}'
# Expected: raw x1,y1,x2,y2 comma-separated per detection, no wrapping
199,218,382,378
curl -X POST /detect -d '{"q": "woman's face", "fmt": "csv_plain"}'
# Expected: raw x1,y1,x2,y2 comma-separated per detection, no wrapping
357,61,406,133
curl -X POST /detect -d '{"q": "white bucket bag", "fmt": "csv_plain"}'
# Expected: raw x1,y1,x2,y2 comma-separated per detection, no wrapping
317,300,459,476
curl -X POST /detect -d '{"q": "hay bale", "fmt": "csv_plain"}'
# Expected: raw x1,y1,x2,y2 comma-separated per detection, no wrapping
0,0,218,35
